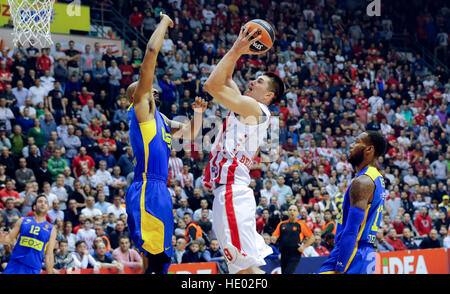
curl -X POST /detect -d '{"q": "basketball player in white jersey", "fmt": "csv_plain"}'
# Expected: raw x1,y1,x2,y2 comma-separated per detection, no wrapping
203,26,284,274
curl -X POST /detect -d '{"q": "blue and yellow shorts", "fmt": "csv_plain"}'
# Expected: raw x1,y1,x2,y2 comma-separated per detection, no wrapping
317,242,376,274
125,174,174,258
3,259,41,274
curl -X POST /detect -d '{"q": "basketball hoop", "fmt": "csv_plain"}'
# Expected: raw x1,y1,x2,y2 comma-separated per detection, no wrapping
7,0,56,48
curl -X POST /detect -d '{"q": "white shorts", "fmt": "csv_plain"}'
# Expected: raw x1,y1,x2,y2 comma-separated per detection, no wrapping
212,184,272,274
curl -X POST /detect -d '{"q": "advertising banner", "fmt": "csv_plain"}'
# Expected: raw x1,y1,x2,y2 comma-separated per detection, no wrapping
374,248,449,274
43,262,218,274
40,249,450,274
168,262,218,274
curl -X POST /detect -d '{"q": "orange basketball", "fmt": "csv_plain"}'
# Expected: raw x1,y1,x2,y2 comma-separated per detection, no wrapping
243,19,275,54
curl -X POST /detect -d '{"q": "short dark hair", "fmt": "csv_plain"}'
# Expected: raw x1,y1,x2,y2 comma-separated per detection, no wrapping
263,72,284,105
366,131,388,158
75,240,86,248
119,235,130,242
33,194,47,207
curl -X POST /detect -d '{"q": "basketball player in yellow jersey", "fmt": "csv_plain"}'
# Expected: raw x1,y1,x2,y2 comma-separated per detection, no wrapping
126,13,206,274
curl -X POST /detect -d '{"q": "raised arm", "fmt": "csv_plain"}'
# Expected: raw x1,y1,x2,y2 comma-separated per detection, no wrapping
203,26,262,120
160,97,207,139
335,175,374,273
132,13,174,122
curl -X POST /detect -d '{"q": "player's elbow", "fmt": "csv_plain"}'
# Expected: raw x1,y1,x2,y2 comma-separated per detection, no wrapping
146,44,158,54
203,80,214,94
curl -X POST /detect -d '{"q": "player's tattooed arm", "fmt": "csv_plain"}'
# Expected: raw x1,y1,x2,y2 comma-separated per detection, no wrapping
335,175,374,274
349,175,375,210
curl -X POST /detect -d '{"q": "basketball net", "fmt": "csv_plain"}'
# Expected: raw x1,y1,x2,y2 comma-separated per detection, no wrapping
7,0,56,48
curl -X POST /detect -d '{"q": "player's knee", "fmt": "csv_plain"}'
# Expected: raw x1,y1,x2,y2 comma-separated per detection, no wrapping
223,244,241,264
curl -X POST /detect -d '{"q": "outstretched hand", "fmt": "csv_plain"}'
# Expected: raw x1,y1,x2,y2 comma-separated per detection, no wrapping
231,25,262,56
160,12,174,28
192,96,208,113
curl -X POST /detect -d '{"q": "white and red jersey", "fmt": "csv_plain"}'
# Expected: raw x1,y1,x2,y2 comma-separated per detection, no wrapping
204,103,271,186
168,156,183,179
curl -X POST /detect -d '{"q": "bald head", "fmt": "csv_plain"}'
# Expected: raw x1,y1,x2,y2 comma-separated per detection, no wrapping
126,82,159,107
126,82,138,104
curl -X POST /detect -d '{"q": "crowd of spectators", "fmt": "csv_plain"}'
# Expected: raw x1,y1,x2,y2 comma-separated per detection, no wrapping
0,0,449,273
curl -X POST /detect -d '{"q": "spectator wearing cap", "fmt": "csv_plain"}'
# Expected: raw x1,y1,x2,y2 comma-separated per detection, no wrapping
438,195,450,214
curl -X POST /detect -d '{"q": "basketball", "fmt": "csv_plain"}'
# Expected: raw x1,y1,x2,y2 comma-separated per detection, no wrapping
243,19,275,54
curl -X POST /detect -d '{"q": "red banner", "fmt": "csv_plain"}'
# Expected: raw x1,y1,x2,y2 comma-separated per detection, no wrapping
374,248,448,274
43,262,218,274
168,262,218,274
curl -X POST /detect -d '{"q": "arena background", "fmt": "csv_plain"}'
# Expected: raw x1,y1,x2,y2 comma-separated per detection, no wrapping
0,0,448,274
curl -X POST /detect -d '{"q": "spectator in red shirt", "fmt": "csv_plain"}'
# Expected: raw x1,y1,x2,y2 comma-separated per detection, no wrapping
329,68,343,86
71,146,96,178
0,60,11,92
118,55,134,87
414,206,432,237
385,228,408,251
391,215,404,236
256,209,269,234
36,48,52,76
307,190,323,209
88,119,103,140
97,129,117,155
249,155,262,180
313,235,330,256
0,180,21,206
278,99,289,124
78,86,93,106
129,6,144,30
414,109,427,126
